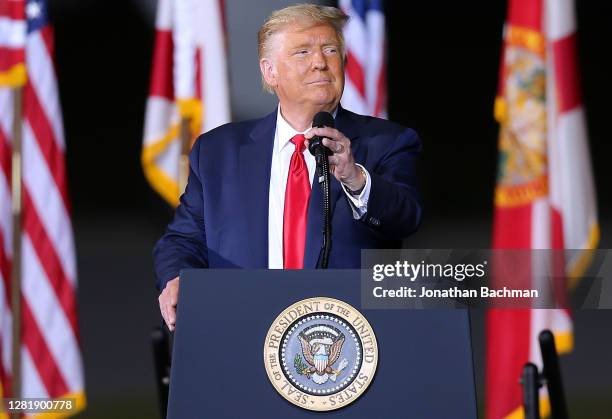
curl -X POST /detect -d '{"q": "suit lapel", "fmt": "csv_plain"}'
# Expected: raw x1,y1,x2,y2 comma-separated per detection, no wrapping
239,110,276,267
303,107,362,268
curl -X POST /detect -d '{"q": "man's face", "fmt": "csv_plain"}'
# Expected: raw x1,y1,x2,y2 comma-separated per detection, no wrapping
263,23,345,111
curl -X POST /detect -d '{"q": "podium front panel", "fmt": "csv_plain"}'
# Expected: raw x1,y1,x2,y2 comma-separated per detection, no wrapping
167,269,477,419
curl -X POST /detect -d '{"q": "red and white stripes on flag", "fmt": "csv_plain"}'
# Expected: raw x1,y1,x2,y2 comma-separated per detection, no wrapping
0,0,85,416
142,0,231,206
339,0,387,118
487,0,598,417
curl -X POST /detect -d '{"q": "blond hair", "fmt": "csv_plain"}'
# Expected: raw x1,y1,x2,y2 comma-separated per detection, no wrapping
257,4,349,93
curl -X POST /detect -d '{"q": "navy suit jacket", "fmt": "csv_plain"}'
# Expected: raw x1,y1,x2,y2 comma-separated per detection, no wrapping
153,106,422,290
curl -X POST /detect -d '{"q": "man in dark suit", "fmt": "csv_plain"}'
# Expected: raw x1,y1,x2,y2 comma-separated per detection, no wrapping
154,4,421,331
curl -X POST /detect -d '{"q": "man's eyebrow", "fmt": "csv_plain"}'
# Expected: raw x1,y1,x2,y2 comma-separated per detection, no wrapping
289,40,340,50
289,42,313,50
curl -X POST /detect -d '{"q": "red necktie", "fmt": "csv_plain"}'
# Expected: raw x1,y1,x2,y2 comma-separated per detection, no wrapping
283,134,311,269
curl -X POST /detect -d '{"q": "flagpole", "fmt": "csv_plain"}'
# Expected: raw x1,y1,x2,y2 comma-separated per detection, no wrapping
10,85,23,417
178,116,192,196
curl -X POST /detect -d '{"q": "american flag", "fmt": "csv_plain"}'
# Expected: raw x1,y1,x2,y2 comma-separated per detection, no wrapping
339,0,387,118
0,0,85,416
487,0,598,417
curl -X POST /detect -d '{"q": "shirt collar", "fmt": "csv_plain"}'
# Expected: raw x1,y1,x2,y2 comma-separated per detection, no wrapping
275,105,338,154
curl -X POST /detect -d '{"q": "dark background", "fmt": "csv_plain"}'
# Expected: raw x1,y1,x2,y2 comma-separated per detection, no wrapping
45,0,611,417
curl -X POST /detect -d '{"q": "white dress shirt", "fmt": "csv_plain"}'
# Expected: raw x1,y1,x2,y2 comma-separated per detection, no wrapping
267,106,371,268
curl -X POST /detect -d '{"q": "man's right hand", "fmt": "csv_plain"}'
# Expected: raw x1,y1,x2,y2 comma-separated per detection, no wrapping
159,277,179,331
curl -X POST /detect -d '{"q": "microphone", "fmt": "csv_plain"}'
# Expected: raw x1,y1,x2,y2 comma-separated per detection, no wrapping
307,111,334,269
308,111,334,158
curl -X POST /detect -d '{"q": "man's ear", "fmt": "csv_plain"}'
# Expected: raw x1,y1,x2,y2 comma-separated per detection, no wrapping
260,57,277,90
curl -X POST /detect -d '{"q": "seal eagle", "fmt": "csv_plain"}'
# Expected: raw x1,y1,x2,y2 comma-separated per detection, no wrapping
298,324,345,377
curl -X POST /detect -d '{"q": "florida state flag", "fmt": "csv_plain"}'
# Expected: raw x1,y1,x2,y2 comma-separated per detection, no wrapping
487,0,598,417
142,0,230,206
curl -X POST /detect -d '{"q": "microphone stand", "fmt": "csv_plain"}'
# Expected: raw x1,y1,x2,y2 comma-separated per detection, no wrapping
539,330,569,419
520,363,541,419
309,111,335,269
520,330,570,419
315,149,332,269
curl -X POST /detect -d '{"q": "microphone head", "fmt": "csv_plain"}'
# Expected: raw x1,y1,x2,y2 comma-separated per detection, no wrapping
313,111,335,129
309,111,335,157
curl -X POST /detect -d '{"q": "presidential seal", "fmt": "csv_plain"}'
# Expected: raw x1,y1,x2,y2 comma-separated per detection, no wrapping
263,297,378,411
